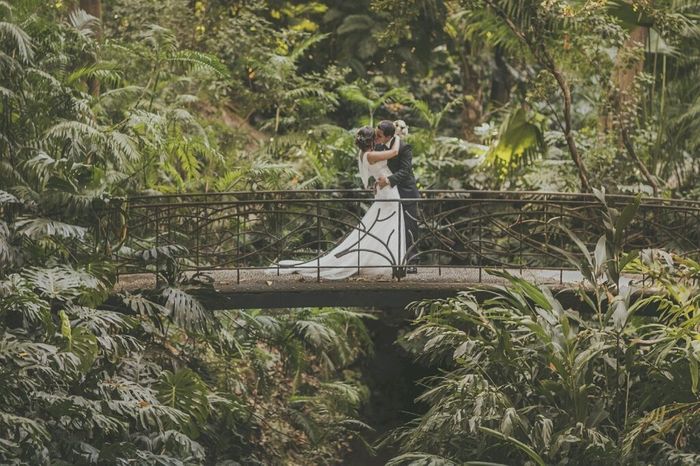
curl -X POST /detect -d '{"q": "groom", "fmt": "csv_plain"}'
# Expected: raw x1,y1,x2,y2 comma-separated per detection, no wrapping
371,120,420,275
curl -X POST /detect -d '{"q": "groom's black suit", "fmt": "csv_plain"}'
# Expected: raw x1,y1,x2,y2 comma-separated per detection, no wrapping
376,138,420,265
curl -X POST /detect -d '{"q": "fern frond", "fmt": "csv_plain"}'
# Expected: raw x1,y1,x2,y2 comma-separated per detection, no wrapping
166,50,230,78
0,21,33,63
338,84,374,108
26,67,62,89
107,130,140,163
141,24,178,54
22,151,61,185
0,1,13,17
0,85,13,98
385,452,459,466
66,62,122,87
337,14,374,36
98,85,145,102
289,33,330,62
0,220,20,267
0,189,18,204
44,120,103,144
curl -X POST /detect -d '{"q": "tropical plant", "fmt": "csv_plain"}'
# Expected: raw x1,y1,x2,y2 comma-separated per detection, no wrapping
0,5,374,464
339,81,412,127
385,194,700,464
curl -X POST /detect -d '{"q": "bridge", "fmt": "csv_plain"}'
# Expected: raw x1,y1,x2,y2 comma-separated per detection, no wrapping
111,190,700,309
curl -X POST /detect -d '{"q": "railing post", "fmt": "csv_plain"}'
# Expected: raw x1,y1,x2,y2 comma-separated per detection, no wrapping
235,203,240,285
195,205,200,272
478,200,483,283
275,195,280,276
357,194,361,277
398,197,402,282
559,201,564,285
437,196,442,277
316,193,321,283
275,194,281,276
683,209,689,253
438,246,442,276
154,206,161,287
242,205,248,283
434,195,440,278
111,202,120,281
544,195,549,258
519,210,523,276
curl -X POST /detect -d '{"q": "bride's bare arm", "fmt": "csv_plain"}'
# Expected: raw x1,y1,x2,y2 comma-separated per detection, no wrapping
366,136,400,164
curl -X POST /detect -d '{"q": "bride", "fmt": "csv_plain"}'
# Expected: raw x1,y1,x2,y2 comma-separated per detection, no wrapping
268,125,407,280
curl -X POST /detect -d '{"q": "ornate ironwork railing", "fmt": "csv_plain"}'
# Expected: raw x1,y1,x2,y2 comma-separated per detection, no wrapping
113,190,700,282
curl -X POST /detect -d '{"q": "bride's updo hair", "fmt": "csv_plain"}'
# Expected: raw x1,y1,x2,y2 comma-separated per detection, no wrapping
354,126,375,151
394,120,408,137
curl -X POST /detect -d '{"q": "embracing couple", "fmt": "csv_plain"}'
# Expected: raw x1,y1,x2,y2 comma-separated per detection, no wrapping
271,120,420,280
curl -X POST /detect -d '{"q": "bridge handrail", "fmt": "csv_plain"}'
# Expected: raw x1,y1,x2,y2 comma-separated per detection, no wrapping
124,190,700,210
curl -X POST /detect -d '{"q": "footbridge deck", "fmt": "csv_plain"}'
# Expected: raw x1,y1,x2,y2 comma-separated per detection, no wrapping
110,190,699,309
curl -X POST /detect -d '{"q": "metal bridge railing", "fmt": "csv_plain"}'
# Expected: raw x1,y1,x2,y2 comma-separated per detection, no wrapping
112,190,700,283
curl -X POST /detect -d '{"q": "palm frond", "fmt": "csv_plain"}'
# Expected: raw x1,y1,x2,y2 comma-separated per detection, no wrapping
67,8,100,37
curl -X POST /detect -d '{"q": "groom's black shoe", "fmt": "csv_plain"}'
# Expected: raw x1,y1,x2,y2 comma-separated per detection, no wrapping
406,266,418,274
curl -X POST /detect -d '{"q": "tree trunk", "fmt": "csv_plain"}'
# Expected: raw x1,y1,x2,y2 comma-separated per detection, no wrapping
79,0,102,27
621,127,659,196
612,26,658,193
489,46,511,105
599,26,647,136
614,26,647,108
79,0,102,96
459,48,483,141
548,61,591,192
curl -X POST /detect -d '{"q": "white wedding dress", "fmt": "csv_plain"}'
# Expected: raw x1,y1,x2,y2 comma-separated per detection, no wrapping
267,153,406,280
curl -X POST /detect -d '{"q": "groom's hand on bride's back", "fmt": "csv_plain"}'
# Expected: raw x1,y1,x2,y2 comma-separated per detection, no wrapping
376,176,389,189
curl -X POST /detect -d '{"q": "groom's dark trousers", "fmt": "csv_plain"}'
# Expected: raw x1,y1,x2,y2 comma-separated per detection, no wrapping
378,140,420,265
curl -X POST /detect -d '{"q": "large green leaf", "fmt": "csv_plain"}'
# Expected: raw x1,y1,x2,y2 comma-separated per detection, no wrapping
486,108,544,175
23,266,99,300
15,218,87,241
161,287,209,332
59,310,98,371
156,369,210,426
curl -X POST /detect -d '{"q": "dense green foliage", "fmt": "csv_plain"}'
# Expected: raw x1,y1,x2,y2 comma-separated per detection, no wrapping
1,0,700,464
0,2,371,463
387,201,700,464
6,0,698,195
